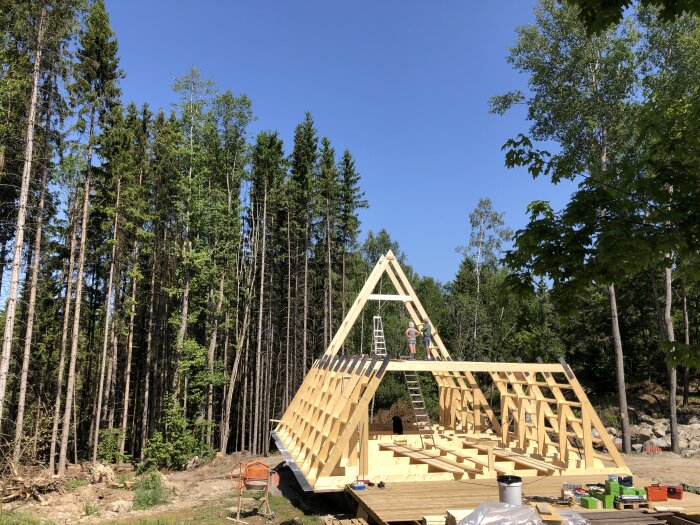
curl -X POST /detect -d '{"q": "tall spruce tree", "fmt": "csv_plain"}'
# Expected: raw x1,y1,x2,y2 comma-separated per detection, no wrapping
58,0,121,475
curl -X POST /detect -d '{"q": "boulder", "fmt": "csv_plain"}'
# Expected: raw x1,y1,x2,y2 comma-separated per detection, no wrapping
633,427,653,444
645,437,669,448
653,422,668,438
110,500,131,513
681,449,697,459
632,444,644,453
606,427,618,437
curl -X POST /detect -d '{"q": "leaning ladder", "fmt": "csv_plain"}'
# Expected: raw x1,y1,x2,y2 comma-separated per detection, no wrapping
404,370,436,449
370,316,387,423
373,316,387,356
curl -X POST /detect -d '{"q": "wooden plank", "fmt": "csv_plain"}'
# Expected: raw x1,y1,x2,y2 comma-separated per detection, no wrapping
379,443,465,474
387,361,570,373
368,293,412,301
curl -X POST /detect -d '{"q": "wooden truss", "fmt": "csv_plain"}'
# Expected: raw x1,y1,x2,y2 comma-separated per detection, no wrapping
273,251,630,492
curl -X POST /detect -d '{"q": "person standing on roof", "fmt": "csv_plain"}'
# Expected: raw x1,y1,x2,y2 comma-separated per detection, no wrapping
404,321,419,359
421,317,433,360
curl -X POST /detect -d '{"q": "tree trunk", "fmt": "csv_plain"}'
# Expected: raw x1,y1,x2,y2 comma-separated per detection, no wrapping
302,221,309,376
12,135,49,462
140,245,158,462
682,284,691,407
664,265,679,454
93,177,120,460
608,284,631,453
206,273,225,446
49,212,78,473
0,4,46,432
119,232,141,456
253,185,268,454
58,106,95,476
284,210,292,408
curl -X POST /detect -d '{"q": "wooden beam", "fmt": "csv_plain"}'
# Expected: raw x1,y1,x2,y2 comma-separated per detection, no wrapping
388,361,567,373
367,293,412,302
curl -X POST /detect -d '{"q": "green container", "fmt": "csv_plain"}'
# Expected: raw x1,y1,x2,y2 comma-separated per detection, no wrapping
580,496,600,509
605,480,621,495
621,487,637,496
592,493,615,509
633,488,647,498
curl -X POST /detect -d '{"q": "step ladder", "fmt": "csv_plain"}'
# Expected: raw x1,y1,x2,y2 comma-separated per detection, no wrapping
373,316,387,356
404,370,436,449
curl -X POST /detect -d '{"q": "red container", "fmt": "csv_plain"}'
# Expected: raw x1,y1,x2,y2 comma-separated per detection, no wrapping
645,485,668,502
667,486,684,500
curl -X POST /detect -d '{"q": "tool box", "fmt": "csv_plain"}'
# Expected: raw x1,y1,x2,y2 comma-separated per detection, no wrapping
645,485,668,502
667,486,684,500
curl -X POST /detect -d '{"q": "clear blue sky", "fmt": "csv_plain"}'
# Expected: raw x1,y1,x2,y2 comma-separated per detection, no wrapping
106,0,575,283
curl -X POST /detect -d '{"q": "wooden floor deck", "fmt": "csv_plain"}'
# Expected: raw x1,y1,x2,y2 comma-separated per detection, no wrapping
347,476,700,525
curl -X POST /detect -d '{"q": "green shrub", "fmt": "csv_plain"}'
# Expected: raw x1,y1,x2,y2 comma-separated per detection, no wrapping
97,428,131,464
142,402,214,470
133,470,170,510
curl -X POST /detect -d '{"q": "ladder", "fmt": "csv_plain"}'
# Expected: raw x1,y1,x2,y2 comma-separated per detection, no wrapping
373,316,387,356
404,370,436,449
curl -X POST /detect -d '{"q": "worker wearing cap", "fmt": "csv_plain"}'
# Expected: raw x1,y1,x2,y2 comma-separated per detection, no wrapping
421,317,433,360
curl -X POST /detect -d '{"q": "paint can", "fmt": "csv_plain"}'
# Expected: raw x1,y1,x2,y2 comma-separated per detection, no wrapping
497,475,523,506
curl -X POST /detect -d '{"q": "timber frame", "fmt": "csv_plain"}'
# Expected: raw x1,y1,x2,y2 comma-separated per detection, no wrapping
273,251,629,492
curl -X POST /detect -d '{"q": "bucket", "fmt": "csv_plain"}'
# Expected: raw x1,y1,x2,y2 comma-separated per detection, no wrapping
497,475,523,506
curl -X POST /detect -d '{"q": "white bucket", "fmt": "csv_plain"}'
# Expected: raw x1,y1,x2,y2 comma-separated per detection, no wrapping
497,475,523,506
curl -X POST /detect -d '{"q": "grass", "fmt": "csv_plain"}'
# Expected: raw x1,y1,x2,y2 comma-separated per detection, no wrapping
65,478,89,490
83,499,99,516
102,491,325,525
0,511,54,525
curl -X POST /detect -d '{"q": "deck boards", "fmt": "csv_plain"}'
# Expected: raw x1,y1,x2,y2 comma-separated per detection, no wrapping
346,476,700,525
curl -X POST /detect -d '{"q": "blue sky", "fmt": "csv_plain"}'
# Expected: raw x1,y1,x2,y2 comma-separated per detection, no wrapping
106,0,576,283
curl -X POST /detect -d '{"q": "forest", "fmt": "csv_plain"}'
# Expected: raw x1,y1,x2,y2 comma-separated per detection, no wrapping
0,0,698,476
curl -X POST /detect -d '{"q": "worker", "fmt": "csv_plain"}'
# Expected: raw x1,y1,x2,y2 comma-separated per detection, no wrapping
404,321,419,359
421,317,433,360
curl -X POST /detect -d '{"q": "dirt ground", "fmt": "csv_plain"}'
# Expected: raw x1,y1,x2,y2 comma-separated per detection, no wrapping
623,451,700,486
1,452,342,525
4,450,700,524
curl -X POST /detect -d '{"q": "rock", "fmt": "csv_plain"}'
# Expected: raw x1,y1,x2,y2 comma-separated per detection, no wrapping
688,422,700,430
645,437,668,448
632,444,644,453
633,427,653,444
86,462,116,485
110,500,131,513
613,437,623,449
653,422,668,438
592,429,600,439
681,449,696,458
680,439,689,449
606,427,618,437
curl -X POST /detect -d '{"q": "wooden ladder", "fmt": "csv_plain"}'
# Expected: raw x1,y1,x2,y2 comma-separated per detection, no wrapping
372,316,387,356
404,370,436,449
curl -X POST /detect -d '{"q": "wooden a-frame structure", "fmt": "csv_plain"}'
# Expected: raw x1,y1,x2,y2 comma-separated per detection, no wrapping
272,251,629,492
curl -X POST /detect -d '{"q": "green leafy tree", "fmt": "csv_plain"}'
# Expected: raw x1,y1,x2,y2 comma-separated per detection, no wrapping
493,0,639,452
